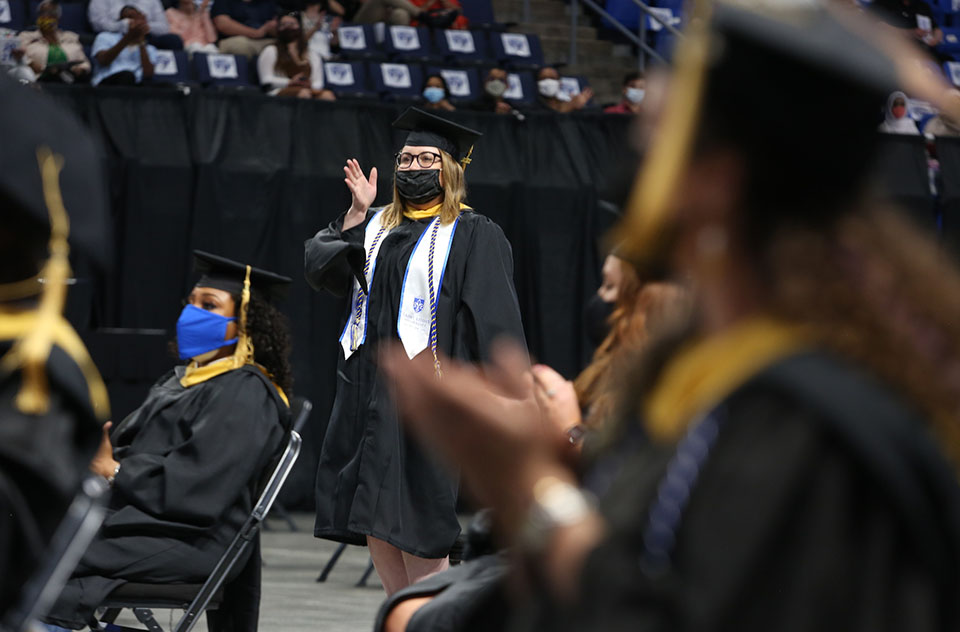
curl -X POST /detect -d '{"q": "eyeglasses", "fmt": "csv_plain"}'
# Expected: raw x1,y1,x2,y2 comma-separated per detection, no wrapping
396,151,442,169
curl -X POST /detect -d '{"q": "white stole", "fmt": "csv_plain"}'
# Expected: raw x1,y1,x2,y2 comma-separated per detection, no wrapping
340,210,391,360
397,216,460,359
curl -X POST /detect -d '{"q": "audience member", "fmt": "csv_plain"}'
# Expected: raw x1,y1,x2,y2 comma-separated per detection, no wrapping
16,0,91,81
604,71,645,114
88,0,183,50
466,67,517,114
44,251,293,630
257,11,333,98
212,0,277,58
421,73,455,111
534,66,593,113
924,88,960,137
351,0,456,26
91,6,157,86
879,90,920,134
303,0,339,60
165,0,218,55
869,0,946,60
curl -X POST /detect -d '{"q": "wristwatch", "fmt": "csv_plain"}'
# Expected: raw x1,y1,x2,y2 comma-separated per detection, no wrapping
519,475,594,554
106,463,120,487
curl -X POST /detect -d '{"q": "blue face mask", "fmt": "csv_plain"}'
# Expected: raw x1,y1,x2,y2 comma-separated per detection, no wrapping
626,87,645,104
176,304,237,361
423,86,445,104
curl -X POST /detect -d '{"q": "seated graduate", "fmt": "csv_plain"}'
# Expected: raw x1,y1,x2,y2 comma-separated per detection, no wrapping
0,77,110,622
45,251,293,630
379,3,960,632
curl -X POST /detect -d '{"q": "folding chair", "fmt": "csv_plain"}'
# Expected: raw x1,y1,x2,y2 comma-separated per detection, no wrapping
89,399,309,632
2,476,110,632
265,397,314,532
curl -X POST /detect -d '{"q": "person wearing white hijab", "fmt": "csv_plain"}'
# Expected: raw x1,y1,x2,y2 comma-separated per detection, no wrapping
879,91,920,134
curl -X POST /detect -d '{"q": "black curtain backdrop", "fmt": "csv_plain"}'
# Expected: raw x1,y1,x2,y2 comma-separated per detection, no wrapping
47,86,634,509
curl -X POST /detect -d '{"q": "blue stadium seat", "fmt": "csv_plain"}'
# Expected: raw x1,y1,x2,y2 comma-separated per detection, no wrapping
192,52,250,88
0,0,26,31
490,31,543,70
559,75,592,105
939,27,960,55
337,23,386,61
460,0,503,30
502,69,535,106
382,25,439,62
647,0,683,61
944,61,960,87
368,61,423,101
149,49,190,85
425,65,480,105
323,60,376,98
930,0,958,27
433,28,489,66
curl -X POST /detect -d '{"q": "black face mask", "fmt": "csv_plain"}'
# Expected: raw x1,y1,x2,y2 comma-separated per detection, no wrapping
395,169,443,205
584,293,615,347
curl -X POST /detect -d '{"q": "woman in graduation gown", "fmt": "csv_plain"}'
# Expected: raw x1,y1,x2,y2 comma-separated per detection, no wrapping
304,107,525,594
46,251,293,630
377,3,960,632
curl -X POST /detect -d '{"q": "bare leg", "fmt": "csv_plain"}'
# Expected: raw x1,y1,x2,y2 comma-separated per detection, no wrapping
367,536,409,596
401,551,449,586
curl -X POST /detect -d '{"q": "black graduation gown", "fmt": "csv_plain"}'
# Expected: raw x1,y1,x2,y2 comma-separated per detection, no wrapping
0,342,101,619
540,351,960,632
304,207,526,559
45,364,290,629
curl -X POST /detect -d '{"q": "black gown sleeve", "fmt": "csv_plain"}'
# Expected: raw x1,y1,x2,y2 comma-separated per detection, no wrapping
110,371,286,528
453,216,526,363
304,210,370,297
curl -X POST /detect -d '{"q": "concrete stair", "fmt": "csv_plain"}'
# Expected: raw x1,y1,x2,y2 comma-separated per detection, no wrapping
492,0,638,104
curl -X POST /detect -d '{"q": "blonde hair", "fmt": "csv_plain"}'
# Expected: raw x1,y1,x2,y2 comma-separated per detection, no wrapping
381,149,467,229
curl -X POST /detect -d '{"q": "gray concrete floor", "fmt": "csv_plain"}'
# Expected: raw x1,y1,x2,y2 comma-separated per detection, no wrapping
112,513,385,632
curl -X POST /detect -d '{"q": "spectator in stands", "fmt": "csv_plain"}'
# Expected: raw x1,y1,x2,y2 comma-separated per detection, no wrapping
257,11,334,99
165,0,218,55
303,0,339,60
90,6,157,86
213,0,277,58
879,91,920,134
467,67,517,115
868,0,946,61
351,0,457,27
16,0,91,81
604,71,645,115
88,0,183,50
409,0,466,29
924,89,960,137
44,251,293,630
534,66,593,113
421,73,455,111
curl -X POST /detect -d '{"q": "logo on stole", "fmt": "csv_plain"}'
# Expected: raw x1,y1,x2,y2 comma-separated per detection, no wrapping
413,297,425,313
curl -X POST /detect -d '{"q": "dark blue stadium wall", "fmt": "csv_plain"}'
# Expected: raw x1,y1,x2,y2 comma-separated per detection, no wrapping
48,85,635,509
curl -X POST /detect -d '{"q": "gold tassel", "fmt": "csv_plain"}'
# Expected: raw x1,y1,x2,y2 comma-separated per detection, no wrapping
459,145,474,169
0,147,110,419
233,265,255,367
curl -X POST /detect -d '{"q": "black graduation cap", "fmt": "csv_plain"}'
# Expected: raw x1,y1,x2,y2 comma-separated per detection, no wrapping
617,0,951,263
392,107,482,163
0,76,110,269
193,250,292,303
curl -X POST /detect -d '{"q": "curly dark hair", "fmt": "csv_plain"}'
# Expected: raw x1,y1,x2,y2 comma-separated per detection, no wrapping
236,293,294,396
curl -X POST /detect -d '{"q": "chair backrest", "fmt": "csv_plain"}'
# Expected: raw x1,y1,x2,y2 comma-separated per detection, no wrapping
559,75,587,100
460,0,495,29
382,25,433,59
323,60,371,97
434,29,488,63
192,52,249,87
174,420,305,632
490,32,543,68
0,0,25,31
151,49,190,84
337,23,382,60
942,26,960,51
3,476,110,632
369,61,423,99
502,69,535,105
426,65,480,104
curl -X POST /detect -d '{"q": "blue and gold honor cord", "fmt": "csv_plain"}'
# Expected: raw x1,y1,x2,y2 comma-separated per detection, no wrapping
426,219,442,378
351,224,387,352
